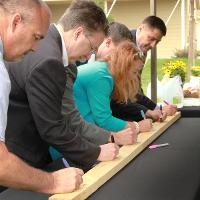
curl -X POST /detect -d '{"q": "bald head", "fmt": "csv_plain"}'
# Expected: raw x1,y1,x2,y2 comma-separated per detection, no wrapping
0,0,51,61
0,0,51,22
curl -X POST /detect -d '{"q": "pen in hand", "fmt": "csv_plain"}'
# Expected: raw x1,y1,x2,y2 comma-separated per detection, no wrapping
164,100,177,109
140,110,146,120
62,157,70,168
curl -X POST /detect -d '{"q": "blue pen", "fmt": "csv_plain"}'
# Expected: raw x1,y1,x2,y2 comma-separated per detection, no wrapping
62,158,70,168
140,110,146,119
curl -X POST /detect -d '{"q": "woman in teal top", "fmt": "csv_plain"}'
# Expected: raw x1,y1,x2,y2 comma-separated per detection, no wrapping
74,61,125,131
73,41,150,132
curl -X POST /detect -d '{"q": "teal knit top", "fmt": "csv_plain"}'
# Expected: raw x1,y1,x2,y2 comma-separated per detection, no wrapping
73,61,126,132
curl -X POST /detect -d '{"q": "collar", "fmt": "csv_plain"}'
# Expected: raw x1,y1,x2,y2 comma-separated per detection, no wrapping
54,24,68,67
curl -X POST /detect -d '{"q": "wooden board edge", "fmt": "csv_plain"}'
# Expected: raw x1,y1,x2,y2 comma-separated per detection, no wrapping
50,112,181,200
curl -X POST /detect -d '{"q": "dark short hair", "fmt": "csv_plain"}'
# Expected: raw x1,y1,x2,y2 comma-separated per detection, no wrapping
108,22,133,44
142,15,167,36
58,0,109,35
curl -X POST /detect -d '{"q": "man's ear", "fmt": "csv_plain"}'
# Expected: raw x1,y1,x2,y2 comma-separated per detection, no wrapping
138,24,144,32
11,13,22,32
105,37,112,47
73,26,84,40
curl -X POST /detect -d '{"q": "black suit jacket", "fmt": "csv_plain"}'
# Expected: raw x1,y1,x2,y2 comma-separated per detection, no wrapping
5,25,100,169
110,29,157,122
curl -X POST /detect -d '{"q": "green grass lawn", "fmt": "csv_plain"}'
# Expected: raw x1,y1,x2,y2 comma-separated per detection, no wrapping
141,58,200,95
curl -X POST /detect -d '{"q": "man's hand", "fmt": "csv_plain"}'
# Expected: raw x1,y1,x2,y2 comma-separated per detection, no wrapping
163,105,177,116
97,143,119,161
138,119,153,132
51,167,84,194
112,127,137,145
145,109,161,121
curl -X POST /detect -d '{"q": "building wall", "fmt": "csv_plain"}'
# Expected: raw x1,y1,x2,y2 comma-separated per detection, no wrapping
47,2,70,22
45,0,190,58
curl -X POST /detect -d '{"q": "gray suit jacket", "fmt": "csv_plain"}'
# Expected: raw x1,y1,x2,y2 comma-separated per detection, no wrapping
62,65,110,145
5,25,103,169
62,64,110,145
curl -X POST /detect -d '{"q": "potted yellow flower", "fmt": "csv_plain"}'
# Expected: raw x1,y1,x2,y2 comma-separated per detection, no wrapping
161,60,186,83
161,60,186,107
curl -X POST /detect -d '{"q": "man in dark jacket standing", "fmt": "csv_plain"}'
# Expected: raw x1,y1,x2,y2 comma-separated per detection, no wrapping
111,16,177,122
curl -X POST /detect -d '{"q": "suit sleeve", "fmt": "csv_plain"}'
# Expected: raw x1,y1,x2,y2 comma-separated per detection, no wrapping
110,99,149,122
136,93,157,110
62,66,110,145
25,58,100,167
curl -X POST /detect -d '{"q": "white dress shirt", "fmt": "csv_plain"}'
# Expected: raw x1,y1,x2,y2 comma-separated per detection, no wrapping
0,38,11,142
54,24,68,67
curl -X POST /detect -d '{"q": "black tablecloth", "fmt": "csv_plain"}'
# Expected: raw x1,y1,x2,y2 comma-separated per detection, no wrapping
0,189,49,200
88,118,200,200
179,106,200,117
1,118,200,200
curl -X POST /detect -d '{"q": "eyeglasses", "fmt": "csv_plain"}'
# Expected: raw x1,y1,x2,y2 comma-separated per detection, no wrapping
85,35,97,54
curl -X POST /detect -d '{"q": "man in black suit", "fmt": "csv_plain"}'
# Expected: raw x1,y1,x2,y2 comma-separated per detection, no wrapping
5,0,119,175
111,16,177,122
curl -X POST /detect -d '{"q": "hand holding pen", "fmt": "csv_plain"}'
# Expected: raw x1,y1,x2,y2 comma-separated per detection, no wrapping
139,110,153,132
158,104,167,122
163,100,177,116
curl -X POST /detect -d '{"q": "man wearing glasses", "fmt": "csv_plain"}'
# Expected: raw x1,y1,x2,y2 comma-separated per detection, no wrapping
5,0,119,173
49,22,145,161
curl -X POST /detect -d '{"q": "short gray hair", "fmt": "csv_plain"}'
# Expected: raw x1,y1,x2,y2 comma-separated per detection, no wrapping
58,0,108,35
0,0,51,22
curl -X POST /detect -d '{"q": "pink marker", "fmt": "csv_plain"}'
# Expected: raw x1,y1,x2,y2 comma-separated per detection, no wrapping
149,143,169,149
163,100,177,108
163,100,169,105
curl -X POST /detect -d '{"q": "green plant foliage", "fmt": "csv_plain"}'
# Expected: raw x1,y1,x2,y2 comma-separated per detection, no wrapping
94,0,114,22
94,0,104,9
191,66,200,77
174,48,188,58
161,60,186,82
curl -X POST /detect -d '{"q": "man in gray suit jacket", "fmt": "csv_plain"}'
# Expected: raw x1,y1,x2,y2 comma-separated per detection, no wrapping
6,0,119,173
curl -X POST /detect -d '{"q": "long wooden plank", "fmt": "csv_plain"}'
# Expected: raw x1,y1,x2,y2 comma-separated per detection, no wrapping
50,112,181,200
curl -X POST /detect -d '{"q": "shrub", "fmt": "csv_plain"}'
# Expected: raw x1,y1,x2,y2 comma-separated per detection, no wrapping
174,48,188,58
191,66,200,77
